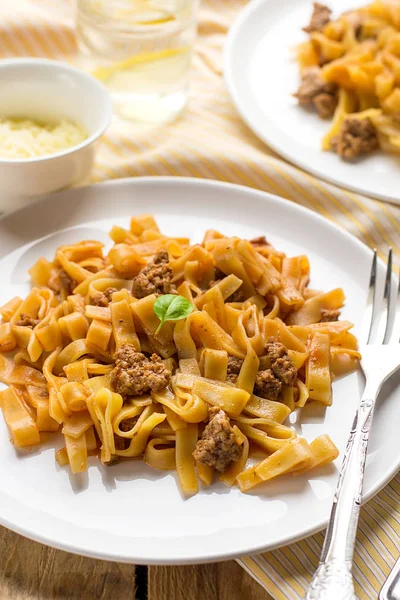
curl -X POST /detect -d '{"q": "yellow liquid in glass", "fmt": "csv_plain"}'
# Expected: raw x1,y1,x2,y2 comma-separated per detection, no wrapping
76,0,198,123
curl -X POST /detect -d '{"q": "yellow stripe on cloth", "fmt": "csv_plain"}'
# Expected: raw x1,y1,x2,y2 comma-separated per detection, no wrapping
0,1,399,599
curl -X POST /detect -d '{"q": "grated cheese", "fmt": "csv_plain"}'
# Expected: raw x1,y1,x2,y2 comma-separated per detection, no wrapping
0,117,88,159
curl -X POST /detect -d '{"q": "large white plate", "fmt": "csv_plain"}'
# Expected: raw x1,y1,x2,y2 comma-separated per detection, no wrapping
0,177,399,565
224,0,400,204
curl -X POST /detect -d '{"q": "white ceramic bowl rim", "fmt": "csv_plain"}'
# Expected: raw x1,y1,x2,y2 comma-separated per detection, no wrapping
0,57,113,165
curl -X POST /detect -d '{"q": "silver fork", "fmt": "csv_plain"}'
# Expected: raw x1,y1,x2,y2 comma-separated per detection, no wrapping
305,249,400,600
380,555,400,600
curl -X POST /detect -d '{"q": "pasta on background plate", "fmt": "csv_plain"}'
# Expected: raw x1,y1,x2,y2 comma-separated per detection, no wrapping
295,1,400,161
0,215,360,494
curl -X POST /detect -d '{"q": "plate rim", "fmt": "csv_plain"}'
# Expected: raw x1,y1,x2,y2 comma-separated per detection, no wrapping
0,176,398,565
223,0,398,204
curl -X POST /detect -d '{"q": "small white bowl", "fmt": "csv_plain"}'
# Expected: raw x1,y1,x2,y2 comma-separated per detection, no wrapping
0,58,112,212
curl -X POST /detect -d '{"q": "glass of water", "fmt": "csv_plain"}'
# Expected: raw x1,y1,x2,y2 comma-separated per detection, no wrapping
76,0,199,124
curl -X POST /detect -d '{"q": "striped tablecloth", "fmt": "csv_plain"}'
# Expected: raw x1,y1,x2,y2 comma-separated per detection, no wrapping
1,1,400,599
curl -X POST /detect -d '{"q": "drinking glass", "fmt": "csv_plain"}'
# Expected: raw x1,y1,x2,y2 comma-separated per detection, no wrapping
76,0,199,123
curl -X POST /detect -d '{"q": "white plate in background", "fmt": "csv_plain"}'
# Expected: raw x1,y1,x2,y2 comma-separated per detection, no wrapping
224,0,400,204
0,177,399,565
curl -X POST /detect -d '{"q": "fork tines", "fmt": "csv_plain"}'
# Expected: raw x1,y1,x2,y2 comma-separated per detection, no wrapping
361,248,400,346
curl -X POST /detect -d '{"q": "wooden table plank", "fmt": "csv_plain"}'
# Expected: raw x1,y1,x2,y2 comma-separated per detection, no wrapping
0,526,272,599
149,563,272,600
0,527,136,600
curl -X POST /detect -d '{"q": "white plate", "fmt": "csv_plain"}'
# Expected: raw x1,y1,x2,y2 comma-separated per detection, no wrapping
224,0,400,204
0,177,399,565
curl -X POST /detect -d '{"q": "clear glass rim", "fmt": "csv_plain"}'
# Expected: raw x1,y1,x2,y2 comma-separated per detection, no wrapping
75,0,198,31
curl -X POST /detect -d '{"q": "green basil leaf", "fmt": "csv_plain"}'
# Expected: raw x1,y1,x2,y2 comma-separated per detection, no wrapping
154,294,194,334
163,296,194,321
154,294,177,322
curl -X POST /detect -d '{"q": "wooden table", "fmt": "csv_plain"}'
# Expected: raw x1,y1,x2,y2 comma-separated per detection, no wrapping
0,527,272,599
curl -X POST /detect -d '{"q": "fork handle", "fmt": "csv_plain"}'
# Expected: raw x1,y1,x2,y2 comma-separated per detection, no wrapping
305,560,355,600
305,390,376,600
380,555,400,600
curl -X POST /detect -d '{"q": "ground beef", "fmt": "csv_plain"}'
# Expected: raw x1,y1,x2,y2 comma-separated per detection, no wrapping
15,313,40,328
132,249,175,299
91,287,118,307
207,268,226,289
320,308,341,322
272,357,297,385
213,268,225,281
192,409,241,472
112,417,137,449
111,417,137,453
344,10,363,39
119,417,137,432
265,339,297,385
313,93,338,119
228,288,247,303
226,356,243,383
59,269,77,295
295,67,338,119
303,3,332,33
332,117,378,160
254,369,283,400
250,235,270,247
113,436,129,452
111,345,171,397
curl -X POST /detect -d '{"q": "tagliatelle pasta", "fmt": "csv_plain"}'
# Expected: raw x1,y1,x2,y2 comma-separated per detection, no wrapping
0,216,360,494
295,1,400,160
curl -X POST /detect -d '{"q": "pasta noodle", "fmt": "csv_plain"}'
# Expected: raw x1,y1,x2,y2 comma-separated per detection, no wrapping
0,215,359,494
295,1,400,160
